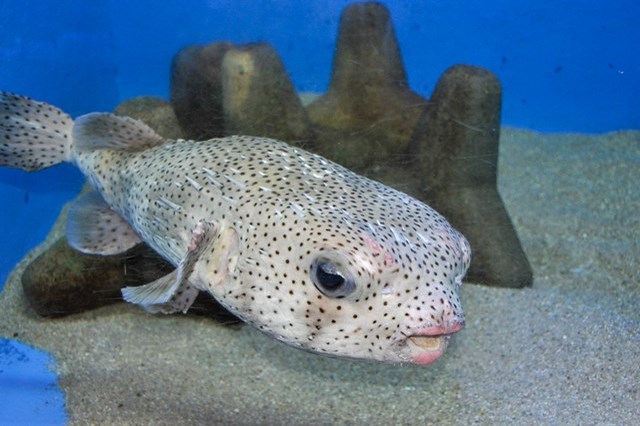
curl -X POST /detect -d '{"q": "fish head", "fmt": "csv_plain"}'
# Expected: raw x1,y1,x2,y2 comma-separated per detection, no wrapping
222,199,471,365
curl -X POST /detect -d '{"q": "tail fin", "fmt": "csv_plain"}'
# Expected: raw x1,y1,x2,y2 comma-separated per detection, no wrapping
0,91,73,171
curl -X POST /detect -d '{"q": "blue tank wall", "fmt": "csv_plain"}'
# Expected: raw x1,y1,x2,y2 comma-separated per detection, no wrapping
0,0,637,132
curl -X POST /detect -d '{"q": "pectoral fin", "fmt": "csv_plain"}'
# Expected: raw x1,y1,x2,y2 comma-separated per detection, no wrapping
121,271,200,314
121,220,218,314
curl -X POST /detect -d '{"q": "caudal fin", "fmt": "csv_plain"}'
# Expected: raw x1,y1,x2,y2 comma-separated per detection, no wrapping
0,91,73,171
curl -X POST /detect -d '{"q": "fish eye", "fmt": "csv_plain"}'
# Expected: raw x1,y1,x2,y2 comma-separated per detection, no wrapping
310,257,356,298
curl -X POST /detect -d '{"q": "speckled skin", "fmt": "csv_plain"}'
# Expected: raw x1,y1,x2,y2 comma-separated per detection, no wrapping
1,92,471,364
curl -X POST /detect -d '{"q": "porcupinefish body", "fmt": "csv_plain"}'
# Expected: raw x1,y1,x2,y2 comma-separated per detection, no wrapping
0,91,471,365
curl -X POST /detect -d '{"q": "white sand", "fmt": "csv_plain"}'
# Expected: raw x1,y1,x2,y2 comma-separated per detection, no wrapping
1,128,638,425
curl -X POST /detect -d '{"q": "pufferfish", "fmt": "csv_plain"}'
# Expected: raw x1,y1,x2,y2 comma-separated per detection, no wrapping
0,91,471,365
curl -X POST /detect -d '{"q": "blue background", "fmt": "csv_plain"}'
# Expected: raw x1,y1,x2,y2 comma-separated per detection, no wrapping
1,0,638,131
0,1,638,423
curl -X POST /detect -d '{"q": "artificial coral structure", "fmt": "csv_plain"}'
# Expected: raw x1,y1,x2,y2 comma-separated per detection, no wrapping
23,2,531,317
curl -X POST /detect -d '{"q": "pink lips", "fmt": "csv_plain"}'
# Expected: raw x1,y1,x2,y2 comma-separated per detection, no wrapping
409,339,448,365
416,321,465,337
404,320,465,365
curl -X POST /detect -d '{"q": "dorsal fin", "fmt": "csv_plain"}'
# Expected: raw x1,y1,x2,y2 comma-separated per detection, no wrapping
72,113,165,152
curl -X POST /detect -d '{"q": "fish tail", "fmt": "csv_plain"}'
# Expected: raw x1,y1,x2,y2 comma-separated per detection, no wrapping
0,91,74,171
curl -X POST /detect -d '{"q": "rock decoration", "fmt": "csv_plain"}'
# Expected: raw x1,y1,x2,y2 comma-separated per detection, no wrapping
306,2,426,168
22,238,171,317
22,238,239,321
115,97,184,140
170,42,233,140
21,1,532,319
221,43,316,144
411,65,533,287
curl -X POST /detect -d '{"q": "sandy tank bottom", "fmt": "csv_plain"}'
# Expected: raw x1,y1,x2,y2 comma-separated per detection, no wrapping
0,127,638,425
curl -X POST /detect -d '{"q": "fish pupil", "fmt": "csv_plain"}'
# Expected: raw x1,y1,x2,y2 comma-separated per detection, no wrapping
310,257,356,298
317,262,345,290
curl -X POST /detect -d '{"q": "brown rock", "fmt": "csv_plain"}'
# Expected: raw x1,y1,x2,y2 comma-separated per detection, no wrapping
22,237,238,321
411,65,533,288
114,97,184,139
170,42,234,140
221,43,315,144
306,2,426,168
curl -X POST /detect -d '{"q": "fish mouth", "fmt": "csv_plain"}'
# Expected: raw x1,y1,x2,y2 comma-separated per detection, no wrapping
404,335,450,365
400,321,464,365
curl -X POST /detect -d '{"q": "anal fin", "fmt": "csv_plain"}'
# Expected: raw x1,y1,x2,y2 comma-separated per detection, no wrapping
121,220,217,314
67,191,142,255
